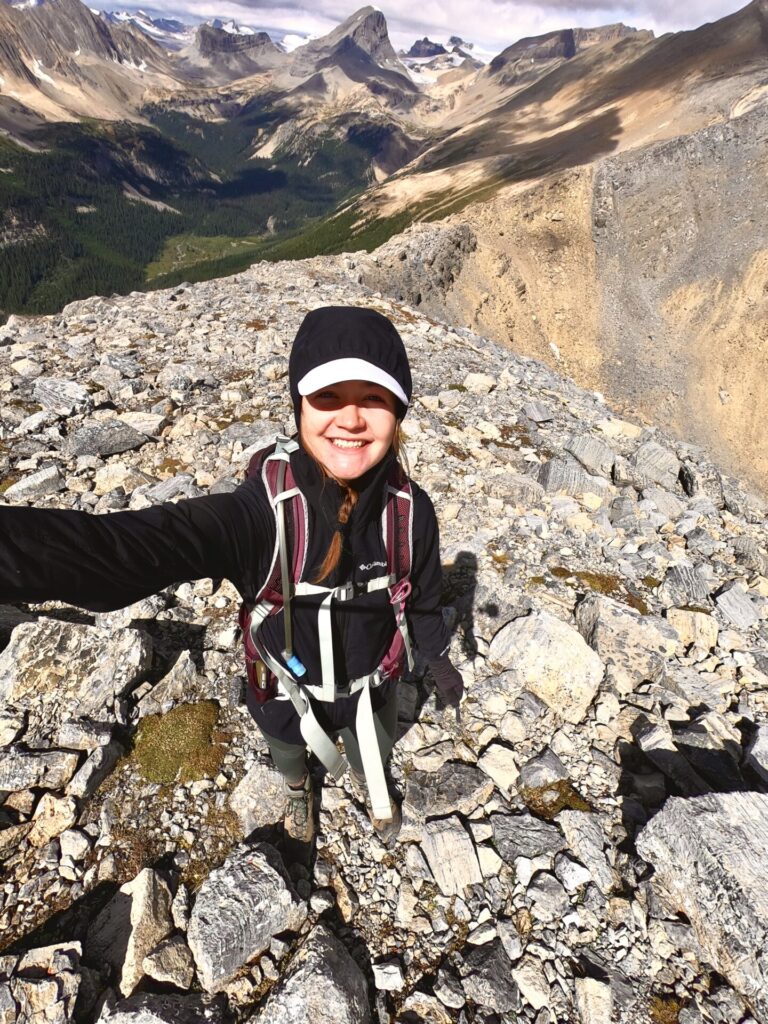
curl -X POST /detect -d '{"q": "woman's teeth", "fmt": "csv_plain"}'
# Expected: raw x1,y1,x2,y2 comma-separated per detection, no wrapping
331,439,365,449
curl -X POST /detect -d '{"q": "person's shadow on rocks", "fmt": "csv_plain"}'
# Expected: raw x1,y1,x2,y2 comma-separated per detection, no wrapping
399,550,481,739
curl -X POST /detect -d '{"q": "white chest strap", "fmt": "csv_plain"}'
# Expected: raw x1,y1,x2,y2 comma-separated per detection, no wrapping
294,575,395,702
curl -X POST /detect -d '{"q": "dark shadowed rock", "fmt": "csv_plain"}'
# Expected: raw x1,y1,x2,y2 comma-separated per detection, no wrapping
404,762,494,820
491,813,565,861
460,940,520,1013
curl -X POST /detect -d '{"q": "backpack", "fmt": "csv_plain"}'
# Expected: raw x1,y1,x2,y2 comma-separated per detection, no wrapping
238,435,415,819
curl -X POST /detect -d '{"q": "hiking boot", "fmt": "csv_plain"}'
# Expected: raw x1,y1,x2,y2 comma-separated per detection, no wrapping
349,769,402,843
284,773,315,845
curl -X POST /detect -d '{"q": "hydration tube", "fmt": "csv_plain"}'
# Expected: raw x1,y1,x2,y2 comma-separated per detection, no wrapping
276,459,306,678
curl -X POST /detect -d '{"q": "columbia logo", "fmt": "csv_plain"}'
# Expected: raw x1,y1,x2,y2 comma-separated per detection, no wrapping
360,561,387,571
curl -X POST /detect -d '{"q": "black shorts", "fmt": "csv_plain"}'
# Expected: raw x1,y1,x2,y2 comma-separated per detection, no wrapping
246,678,398,746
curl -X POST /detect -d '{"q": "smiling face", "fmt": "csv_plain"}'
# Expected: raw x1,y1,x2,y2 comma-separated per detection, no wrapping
299,379,398,483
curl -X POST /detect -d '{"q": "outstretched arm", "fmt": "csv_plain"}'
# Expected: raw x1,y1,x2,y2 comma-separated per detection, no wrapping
0,479,270,612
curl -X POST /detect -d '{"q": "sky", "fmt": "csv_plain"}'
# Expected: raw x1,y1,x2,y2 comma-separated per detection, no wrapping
128,0,748,56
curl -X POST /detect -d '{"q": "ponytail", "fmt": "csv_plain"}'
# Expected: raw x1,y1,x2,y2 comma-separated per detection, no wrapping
307,426,408,584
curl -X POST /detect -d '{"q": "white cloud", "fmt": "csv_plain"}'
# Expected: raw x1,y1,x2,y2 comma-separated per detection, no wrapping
135,0,747,54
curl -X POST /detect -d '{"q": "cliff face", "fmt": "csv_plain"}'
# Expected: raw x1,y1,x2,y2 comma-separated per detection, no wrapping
343,1,768,500
356,98,768,499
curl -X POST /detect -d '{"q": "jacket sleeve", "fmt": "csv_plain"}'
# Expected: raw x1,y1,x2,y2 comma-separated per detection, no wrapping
0,476,272,612
406,487,451,660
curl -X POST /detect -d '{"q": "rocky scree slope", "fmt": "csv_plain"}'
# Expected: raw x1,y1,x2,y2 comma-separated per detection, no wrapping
0,260,768,1023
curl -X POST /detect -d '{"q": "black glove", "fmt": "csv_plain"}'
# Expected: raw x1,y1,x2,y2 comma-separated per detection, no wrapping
429,653,464,708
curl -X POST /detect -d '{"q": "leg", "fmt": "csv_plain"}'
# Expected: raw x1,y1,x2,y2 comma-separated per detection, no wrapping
340,685,401,841
339,683,399,776
245,686,314,843
246,685,307,784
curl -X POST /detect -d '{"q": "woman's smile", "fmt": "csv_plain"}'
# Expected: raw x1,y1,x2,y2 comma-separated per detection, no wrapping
300,380,397,482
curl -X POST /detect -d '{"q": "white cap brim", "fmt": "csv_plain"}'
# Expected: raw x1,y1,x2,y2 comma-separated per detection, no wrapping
297,358,408,407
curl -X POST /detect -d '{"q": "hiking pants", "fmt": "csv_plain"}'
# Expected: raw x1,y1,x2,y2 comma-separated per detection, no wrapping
245,680,399,785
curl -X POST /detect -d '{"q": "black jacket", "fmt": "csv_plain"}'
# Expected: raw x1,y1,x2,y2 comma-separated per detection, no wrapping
0,445,450,687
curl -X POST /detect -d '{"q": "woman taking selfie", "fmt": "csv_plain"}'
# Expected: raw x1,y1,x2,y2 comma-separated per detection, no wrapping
0,306,464,845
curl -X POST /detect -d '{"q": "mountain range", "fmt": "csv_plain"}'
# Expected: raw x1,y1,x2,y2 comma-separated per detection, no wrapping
1,0,767,494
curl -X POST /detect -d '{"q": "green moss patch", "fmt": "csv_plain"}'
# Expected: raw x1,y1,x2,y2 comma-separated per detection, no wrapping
550,567,650,615
520,779,592,820
133,700,227,785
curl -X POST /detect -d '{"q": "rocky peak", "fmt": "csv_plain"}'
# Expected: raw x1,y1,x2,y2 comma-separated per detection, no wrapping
572,22,652,48
489,28,576,73
289,5,405,77
193,24,280,58
407,37,447,58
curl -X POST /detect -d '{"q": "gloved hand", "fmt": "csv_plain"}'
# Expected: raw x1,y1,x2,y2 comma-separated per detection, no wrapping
428,653,464,707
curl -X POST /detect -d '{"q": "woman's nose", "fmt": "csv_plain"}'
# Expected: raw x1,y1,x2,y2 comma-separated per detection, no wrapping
335,403,365,430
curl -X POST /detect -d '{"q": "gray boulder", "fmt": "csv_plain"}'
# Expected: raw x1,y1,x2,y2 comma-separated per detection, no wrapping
65,418,150,457
33,377,93,416
575,593,679,695
187,843,307,993
637,792,768,1018
488,611,604,723
0,619,152,728
404,762,494,820
491,813,565,861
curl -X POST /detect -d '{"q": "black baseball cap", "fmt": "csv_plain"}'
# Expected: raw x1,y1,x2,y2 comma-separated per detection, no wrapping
289,306,412,423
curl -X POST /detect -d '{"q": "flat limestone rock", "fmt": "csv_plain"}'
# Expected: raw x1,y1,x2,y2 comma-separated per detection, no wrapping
247,923,370,1024
666,608,718,649
187,843,307,994
33,377,93,416
628,440,680,489
4,465,64,501
575,593,678,695
537,456,608,498
715,583,759,629
0,748,79,792
555,810,618,895
65,418,150,457
420,816,483,896
489,611,604,724
565,434,616,479
636,792,768,1018
0,619,152,727
491,812,565,861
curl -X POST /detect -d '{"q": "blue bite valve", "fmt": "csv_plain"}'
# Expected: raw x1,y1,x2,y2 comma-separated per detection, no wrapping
284,652,307,677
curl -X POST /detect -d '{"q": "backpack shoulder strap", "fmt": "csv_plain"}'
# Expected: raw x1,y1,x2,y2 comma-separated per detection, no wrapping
383,461,414,582
253,435,309,605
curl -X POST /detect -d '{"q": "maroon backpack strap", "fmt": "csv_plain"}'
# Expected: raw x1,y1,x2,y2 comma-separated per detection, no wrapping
255,449,309,607
383,461,413,583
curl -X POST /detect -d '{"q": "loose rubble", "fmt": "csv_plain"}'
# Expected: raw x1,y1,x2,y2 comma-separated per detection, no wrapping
0,257,767,1023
